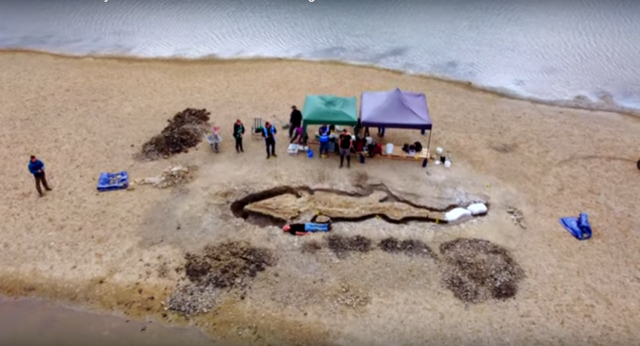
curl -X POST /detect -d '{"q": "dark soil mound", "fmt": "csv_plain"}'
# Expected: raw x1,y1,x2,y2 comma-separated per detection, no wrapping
184,241,276,289
398,239,436,258
141,108,211,160
379,237,436,259
326,234,372,258
379,237,401,253
439,238,524,303
301,240,323,254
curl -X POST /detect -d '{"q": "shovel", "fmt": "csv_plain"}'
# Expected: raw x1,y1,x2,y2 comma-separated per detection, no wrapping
274,115,290,130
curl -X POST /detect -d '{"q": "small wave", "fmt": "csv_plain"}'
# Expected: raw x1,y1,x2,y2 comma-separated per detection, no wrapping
2,47,639,118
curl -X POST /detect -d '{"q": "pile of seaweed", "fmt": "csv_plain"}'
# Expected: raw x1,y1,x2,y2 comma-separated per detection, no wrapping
141,108,210,160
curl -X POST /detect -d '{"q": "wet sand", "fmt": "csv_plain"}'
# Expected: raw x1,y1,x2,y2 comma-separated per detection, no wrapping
1,51,640,345
0,296,219,346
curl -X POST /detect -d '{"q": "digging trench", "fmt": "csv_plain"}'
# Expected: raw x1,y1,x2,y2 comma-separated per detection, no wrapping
229,184,488,227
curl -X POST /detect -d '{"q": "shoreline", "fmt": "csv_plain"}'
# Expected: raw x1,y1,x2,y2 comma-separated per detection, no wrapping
2,50,640,345
0,294,219,346
2,48,638,119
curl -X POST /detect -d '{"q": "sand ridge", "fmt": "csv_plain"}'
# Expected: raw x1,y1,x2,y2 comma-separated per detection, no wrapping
1,51,640,345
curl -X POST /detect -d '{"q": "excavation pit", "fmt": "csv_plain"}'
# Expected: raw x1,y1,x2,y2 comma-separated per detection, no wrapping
229,184,488,227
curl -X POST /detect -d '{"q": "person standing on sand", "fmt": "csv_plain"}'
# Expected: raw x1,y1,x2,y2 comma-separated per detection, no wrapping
233,119,245,153
289,105,302,138
289,125,303,145
262,121,277,159
28,155,52,197
318,124,330,158
338,129,353,169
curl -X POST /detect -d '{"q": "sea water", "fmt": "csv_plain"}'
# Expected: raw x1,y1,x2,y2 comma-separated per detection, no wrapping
0,0,638,112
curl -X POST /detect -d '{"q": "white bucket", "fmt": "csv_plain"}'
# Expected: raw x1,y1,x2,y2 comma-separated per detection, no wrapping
436,147,443,155
386,143,394,154
444,160,451,168
365,137,373,145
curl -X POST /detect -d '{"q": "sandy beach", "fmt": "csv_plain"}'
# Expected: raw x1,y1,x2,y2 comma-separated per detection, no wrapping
1,51,640,345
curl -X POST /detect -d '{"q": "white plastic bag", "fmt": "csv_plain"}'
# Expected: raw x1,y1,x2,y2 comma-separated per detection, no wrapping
466,203,488,215
445,208,472,222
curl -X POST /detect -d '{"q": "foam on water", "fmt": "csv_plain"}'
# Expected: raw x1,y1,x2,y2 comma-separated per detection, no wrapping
0,0,639,114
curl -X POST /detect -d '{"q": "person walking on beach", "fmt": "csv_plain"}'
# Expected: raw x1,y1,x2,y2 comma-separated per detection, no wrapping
28,155,52,197
289,105,302,139
233,119,245,153
338,129,353,169
263,121,277,159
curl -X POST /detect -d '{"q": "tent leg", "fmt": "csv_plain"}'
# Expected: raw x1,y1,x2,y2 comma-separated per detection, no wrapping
426,130,432,167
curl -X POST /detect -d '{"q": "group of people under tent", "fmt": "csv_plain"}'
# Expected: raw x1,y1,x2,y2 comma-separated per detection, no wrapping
202,103,426,165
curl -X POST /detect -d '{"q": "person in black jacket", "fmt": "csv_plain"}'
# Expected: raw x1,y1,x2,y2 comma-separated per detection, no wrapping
289,105,302,138
233,119,245,153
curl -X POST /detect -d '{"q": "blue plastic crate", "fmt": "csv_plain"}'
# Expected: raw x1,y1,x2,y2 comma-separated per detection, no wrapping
97,171,129,192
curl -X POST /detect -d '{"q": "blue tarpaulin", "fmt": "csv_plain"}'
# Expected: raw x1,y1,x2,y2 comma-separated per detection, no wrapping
559,212,592,240
97,171,129,192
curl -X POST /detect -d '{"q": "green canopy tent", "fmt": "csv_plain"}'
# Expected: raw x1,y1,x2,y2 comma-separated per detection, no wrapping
302,95,358,130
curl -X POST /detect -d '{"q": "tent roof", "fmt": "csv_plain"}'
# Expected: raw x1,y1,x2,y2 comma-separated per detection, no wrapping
302,95,358,127
360,88,432,130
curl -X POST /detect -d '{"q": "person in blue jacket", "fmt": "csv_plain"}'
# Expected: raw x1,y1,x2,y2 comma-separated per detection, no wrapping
28,155,52,197
262,121,277,159
318,124,330,158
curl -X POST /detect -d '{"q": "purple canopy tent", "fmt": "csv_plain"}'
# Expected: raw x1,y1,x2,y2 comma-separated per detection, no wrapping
360,88,433,158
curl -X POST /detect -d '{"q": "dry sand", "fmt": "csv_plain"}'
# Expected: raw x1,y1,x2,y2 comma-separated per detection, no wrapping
1,51,640,345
